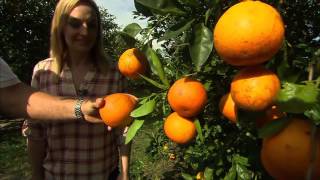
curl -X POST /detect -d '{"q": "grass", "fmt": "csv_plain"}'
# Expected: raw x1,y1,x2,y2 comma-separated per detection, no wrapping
0,129,31,180
0,120,176,179
129,120,179,179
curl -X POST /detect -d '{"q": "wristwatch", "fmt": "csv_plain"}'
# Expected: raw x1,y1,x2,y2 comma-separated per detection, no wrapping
74,97,85,120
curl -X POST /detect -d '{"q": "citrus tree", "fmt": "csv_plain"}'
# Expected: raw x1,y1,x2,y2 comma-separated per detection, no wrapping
116,0,319,179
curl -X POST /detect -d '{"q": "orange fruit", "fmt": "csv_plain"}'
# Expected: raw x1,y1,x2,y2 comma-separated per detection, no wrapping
99,93,137,128
163,143,169,151
169,153,176,160
261,118,320,180
167,77,207,117
196,171,204,180
256,105,286,128
219,93,237,123
164,112,197,144
213,1,285,66
118,48,148,79
231,66,280,111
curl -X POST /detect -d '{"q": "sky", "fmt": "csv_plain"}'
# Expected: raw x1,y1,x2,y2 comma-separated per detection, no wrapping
94,0,147,29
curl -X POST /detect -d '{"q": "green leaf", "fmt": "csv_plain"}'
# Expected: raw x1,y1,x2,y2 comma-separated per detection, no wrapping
138,97,150,105
117,23,142,47
224,155,253,180
236,165,252,180
139,74,168,90
258,117,290,138
183,0,198,6
142,44,170,87
224,165,236,180
204,167,214,180
296,43,308,48
208,0,220,7
135,0,186,15
316,76,320,87
125,119,145,144
233,155,252,180
130,99,156,117
159,19,195,41
276,57,301,83
117,31,137,47
233,154,249,166
304,103,320,125
122,23,142,38
275,41,297,81
189,23,213,71
276,82,320,113
194,118,204,143
204,8,213,26
181,173,193,180
134,0,153,17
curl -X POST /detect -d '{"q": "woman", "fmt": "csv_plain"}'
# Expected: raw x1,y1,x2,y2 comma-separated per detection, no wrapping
23,0,130,179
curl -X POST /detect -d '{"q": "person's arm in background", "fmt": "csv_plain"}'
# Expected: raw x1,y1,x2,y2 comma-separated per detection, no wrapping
0,83,104,122
117,127,131,180
117,73,131,180
26,132,46,180
118,145,130,180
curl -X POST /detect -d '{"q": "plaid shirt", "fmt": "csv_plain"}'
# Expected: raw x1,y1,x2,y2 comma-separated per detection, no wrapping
24,58,126,180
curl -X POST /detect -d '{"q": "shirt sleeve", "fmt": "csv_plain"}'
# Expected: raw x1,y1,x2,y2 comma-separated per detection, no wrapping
30,61,43,88
0,57,20,88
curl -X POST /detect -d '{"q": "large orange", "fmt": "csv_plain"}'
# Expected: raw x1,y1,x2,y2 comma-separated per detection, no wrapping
167,77,207,117
164,112,197,144
261,118,320,180
99,93,137,128
213,1,285,66
231,66,280,111
118,48,148,79
219,93,237,123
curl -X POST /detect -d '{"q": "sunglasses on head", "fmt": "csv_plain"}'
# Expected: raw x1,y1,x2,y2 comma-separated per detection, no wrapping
67,17,97,30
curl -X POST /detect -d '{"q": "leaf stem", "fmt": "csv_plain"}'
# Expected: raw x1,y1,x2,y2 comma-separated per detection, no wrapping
175,43,190,47
283,40,288,63
144,15,170,44
308,63,314,81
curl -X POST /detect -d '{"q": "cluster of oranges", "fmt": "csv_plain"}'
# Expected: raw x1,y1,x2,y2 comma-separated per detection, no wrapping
164,77,207,144
214,1,320,179
117,47,208,145
215,0,284,122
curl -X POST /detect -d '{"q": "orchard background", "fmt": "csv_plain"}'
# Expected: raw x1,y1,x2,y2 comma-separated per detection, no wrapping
0,0,319,179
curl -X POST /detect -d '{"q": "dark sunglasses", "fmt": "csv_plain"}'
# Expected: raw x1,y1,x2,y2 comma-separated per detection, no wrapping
67,17,98,30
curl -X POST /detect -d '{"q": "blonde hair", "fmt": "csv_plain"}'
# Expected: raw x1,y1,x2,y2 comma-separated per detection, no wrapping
50,0,108,77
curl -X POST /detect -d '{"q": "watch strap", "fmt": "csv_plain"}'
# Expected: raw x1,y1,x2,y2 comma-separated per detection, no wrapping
74,97,84,120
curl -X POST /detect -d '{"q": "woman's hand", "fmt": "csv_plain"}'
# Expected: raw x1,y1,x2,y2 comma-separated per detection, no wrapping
81,98,105,123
